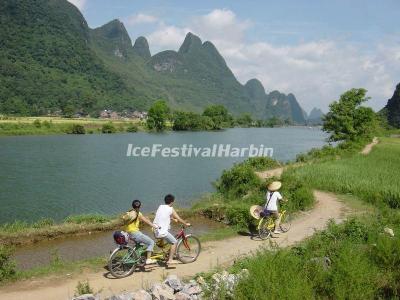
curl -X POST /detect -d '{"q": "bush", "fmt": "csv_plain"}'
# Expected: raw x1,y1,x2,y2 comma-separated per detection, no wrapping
216,164,261,198
42,120,51,128
243,156,280,171
74,280,93,296
279,172,315,211
0,245,16,282
68,124,86,134
101,122,116,133
126,123,138,132
33,119,41,128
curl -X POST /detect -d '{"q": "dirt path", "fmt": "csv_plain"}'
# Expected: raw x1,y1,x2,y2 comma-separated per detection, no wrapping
0,189,347,300
361,137,378,155
0,163,351,300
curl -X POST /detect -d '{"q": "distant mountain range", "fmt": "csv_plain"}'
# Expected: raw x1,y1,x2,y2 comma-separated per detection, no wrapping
0,0,307,123
307,108,324,125
381,83,400,128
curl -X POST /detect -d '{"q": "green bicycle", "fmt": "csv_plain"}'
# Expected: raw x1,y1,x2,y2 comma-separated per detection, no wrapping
108,226,201,278
257,209,292,240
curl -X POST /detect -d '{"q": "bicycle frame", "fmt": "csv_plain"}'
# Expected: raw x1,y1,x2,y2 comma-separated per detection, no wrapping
257,210,286,230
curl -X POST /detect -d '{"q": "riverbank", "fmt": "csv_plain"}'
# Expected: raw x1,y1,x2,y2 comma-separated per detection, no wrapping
0,116,322,136
0,117,145,136
207,136,400,299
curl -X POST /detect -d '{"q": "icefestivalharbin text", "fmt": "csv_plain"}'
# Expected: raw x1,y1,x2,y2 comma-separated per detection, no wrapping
126,144,273,158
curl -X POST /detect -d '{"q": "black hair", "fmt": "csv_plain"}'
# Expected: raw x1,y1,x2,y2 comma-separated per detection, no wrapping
164,194,175,205
132,199,141,209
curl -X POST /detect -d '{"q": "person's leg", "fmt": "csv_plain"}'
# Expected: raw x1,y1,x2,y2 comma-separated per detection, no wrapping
163,232,178,264
272,211,282,233
130,231,156,263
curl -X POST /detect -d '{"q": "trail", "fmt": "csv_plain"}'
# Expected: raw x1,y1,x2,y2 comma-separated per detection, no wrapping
0,191,346,300
0,161,349,300
361,137,378,155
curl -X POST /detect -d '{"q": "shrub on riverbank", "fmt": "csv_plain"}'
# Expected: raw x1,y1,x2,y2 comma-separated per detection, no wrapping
198,156,314,229
67,124,86,134
0,246,16,282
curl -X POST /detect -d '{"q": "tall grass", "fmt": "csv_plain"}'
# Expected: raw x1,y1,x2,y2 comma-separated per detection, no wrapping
215,137,400,299
288,137,400,208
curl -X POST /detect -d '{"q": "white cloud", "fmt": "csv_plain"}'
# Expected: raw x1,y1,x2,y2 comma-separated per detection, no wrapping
145,8,400,112
125,13,159,26
147,23,191,50
67,0,87,11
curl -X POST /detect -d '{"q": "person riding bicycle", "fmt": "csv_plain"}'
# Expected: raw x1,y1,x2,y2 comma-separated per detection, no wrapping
153,194,191,265
122,199,159,265
260,181,286,234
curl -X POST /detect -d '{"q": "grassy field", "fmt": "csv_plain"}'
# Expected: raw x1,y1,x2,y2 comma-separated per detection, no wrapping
0,117,144,136
208,137,400,299
288,137,400,208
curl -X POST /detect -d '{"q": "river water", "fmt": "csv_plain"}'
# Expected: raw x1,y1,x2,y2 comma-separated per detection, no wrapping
0,127,327,224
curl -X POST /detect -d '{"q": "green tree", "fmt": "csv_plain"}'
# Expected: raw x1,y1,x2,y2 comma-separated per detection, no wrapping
323,88,377,142
146,100,170,131
203,105,232,129
236,113,253,127
101,122,116,133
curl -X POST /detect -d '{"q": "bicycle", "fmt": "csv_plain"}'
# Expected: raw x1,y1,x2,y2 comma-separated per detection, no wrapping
108,225,201,278
257,209,292,240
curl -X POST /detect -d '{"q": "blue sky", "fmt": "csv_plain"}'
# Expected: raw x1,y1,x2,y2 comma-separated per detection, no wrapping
69,0,400,112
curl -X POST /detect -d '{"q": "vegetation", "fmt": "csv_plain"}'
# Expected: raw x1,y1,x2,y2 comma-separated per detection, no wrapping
0,214,122,247
323,88,377,142
146,100,170,131
195,156,314,230
290,138,400,209
0,117,144,136
202,105,234,129
68,124,86,134
101,122,116,133
74,280,94,296
0,246,16,282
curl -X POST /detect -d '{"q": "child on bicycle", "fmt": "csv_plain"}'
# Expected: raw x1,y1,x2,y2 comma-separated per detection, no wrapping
153,194,191,265
260,181,286,234
122,199,159,265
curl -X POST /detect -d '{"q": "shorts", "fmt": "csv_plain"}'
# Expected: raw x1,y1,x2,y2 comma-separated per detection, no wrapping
260,209,278,218
163,232,177,245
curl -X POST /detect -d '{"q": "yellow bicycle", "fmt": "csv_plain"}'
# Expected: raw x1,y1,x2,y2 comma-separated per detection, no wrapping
257,210,292,240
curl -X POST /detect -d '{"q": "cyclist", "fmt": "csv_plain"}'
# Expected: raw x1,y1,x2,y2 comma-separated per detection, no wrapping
153,194,191,265
260,181,286,234
123,199,159,265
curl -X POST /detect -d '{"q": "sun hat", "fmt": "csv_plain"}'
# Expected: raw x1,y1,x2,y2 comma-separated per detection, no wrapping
267,181,282,191
250,205,264,219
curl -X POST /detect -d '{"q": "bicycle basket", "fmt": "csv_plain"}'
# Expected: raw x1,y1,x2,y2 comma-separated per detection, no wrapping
113,230,130,245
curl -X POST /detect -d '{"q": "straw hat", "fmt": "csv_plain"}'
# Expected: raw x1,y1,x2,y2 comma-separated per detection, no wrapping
250,205,264,220
267,181,282,192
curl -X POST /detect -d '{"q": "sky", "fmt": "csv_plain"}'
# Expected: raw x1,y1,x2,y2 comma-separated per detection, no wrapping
68,0,400,113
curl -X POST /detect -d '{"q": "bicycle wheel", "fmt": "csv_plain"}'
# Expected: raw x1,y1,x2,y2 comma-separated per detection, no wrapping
280,213,292,233
258,218,272,240
176,235,201,263
108,246,138,278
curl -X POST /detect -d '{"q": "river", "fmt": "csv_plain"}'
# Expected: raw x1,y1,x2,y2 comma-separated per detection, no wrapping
0,127,327,223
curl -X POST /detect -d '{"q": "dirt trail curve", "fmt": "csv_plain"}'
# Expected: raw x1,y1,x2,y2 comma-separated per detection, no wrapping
0,191,346,300
361,137,378,155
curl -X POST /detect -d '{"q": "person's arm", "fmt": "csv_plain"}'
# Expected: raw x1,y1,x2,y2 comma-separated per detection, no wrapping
139,214,159,229
277,192,288,202
172,209,191,226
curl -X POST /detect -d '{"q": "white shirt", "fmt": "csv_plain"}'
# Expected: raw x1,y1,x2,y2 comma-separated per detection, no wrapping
153,204,173,238
265,191,282,211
